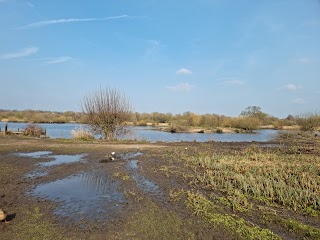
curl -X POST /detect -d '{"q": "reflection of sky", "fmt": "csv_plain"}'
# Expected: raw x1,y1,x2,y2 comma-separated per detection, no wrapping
31,172,125,221
2,122,279,142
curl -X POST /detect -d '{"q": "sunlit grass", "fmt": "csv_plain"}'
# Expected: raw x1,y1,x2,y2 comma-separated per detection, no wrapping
184,191,280,239
185,145,320,215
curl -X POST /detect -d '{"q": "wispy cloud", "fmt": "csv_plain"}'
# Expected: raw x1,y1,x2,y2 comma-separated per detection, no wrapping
176,68,192,75
143,40,165,61
297,57,311,64
18,15,138,30
166,83,194,92
0,46,39,59
219,78,245,87
26,1,34,8
292,98,306,104
279,84,300,91
44,56,74,65
31,56,76,65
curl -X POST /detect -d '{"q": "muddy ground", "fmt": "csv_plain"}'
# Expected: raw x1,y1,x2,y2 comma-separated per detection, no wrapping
0,136,318,239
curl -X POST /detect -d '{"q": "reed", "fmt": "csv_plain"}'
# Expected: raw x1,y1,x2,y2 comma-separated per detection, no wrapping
70,128,94,140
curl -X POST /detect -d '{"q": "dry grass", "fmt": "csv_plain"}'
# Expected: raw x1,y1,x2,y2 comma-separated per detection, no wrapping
70,128,94,140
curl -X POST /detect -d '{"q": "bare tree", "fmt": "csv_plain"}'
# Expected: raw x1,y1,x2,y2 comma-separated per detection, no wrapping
81,87,133,140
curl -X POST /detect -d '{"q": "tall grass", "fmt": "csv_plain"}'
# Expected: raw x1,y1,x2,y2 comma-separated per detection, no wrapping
71,128,94,140
184,144,320,215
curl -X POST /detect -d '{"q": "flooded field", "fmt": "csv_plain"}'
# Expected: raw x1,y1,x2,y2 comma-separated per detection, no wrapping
0,135,319,239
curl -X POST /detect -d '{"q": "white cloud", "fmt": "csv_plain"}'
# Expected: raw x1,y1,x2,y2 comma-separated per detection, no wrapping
292,98,306,104
166,83,194,92
44,56,73,65
297,57,311,64
279,84,300,91
176,68,192,75
219,78,245,87
18,15,138,29
0,46,39,59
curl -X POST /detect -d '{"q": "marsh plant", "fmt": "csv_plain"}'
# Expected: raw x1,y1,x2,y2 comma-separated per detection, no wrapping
23,124,44,137
71,128,94,140
296,114,320,131
183,144,320,215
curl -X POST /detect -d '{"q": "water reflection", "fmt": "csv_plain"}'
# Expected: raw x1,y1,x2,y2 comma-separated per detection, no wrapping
128,160,161,196
30,172,125,221
17,151,52,158
38,154,85,167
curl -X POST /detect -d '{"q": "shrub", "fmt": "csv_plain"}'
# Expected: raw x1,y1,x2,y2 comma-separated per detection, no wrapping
71,128,94,140
24,124,44,137
296,114,320,131
231,117,261,131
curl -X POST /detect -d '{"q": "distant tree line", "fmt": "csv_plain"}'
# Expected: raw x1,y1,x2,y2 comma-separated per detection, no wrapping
0,109,85,123
1,106,319,131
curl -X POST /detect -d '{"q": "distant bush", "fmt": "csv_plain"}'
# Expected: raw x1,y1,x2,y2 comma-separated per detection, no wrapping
296,114,320,131
24,124,44,137
231,117,261,131
167,125,189,133
71,128,94,140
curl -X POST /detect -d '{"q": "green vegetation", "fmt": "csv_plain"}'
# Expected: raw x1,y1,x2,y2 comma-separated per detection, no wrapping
184,191,281,240
162,135,320,239
184,144,320,215
112,203,194,240
13,207,66,240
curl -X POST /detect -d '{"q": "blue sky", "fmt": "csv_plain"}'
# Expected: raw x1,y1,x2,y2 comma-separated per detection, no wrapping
0,0,319,117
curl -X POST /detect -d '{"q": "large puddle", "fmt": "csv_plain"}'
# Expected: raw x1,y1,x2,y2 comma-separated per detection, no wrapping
24,151,162,222
30,172,125,221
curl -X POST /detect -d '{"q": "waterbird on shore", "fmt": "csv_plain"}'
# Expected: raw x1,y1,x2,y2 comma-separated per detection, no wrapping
110,152,116,161
0,209,8,223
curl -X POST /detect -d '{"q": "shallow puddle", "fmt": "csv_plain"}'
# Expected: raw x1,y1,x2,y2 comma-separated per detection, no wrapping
38,154,85,167
25,170,48,178
30,172,125,221
124,153,163,198
120,152,144,160
17,151,52,158
18,152,86,179
127,160,161,196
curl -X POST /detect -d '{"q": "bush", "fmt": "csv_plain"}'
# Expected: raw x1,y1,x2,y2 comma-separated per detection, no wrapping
24,124,44,137
230,117,261,131
296,114,320,131
71,128,94,140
